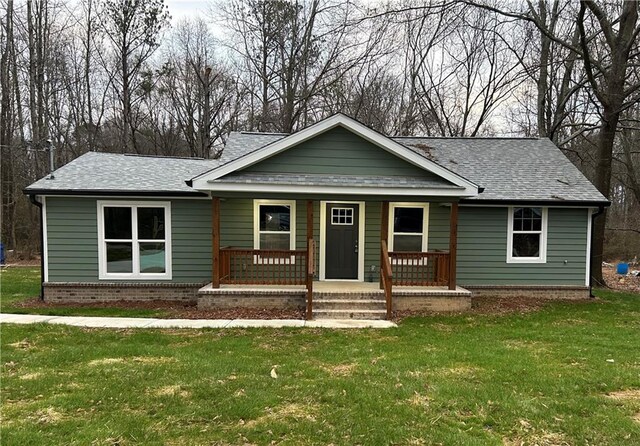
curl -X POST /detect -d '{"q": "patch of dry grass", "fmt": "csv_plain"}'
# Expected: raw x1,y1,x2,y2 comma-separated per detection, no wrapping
503,419,571,446
320,362,357,377
407,392,431,408
87,356,175,367
150,385,191,398
243,402,320,428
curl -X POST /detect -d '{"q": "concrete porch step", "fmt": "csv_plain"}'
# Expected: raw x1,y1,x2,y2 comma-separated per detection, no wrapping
313,292,385,301
313,309,388,320
313,299,386,311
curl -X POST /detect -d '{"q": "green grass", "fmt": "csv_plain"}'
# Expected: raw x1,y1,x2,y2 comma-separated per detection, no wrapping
1,268,640,445
0,267,168,318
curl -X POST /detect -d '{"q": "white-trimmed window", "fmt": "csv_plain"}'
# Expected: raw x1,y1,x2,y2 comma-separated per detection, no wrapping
388,203,429,252
97,201,172,280
507,207,548,263
253,200,296,251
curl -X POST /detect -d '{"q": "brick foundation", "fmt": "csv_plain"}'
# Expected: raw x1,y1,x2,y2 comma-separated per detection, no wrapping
198,286,307,310
43,282,204,303
393,294,472,311
198,291,306,310
466,285,590,300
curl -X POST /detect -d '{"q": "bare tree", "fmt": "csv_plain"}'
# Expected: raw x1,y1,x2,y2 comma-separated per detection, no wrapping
161,18,239,158
99,0,170,152
218,0,387,133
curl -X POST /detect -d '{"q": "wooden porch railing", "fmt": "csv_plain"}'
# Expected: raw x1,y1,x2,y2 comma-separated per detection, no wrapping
388,251,450,287
220,248,309,285
381,240,393,319
219,239,316,319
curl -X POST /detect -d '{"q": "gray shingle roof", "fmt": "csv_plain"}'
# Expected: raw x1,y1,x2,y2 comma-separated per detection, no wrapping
25,152,219,195
212,172,462,189
214,132,606,203
396,136,607,203
25,130,608,204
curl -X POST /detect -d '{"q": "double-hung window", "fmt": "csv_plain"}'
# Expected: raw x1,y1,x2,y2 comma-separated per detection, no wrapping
507,207,547,263
254,200,296,251
98,201,172,279
388,203,429,252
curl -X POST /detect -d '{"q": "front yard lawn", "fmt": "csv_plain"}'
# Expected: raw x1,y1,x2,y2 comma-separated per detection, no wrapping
1,267,640,445
0,266,170,318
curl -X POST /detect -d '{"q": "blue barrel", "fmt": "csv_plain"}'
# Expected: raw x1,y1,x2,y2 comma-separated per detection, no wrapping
617,263,629,275
0,242,5,265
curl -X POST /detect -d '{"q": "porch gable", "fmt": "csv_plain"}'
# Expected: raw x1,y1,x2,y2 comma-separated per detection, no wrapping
190,114,479,197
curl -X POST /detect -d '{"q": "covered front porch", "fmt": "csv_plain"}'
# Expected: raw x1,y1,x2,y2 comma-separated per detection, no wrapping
204,198,469,320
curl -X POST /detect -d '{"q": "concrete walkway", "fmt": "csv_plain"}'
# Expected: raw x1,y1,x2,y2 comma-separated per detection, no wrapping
0,313,397,329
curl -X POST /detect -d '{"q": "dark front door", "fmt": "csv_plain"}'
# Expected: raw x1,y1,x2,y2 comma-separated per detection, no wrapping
325,203,359,280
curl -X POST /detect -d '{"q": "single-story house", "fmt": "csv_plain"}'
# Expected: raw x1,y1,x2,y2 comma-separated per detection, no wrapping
25,114,609,319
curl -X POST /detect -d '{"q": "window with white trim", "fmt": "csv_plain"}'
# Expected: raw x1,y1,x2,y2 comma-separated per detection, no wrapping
98,201,172,280
388,203,429,252
254,200,296,250
507,207,547,263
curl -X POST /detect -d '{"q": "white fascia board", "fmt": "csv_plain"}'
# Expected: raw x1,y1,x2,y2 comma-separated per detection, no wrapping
190,114,479,194
202,182,476,197
37,194,211,200
42,196,48,282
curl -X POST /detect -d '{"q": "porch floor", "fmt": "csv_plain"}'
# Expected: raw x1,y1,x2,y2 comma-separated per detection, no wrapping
198,281,471,296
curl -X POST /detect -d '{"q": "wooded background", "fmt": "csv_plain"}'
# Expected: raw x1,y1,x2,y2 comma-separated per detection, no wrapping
1,0,639,283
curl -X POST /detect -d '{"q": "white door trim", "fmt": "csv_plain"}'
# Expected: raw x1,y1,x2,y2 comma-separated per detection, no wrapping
319,201,366,281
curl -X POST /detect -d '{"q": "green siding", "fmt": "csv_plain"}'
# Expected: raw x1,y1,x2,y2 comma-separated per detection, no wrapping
242,126,445,180
428,204,450,251
456,207,588,286
46,197,212,283
46,196,589,287
171,200,213,282
46,198,99,282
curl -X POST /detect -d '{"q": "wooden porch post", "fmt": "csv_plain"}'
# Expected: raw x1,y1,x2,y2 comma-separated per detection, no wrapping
212,197,220,288
380,201,389,289
448,202,458,290
307,200,313,246
306,200,314,320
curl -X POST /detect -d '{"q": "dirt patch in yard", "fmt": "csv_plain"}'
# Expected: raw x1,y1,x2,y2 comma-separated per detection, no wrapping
603,263,640,293
605,389,640,400
13,298,305,320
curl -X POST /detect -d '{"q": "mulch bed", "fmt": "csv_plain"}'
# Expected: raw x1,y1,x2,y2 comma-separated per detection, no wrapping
11,298,305,320
10,264,638,322
391,296,591,321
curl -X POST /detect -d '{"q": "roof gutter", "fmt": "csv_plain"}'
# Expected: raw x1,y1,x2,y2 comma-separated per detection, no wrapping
28,194,45,301
23,189,208,198
589,205,606,298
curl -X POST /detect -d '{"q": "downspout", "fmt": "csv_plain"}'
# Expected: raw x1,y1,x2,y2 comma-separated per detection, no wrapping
589,205,606,298
28,194,45,300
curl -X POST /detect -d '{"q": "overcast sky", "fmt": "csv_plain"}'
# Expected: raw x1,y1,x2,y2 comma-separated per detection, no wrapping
165,0,211,22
